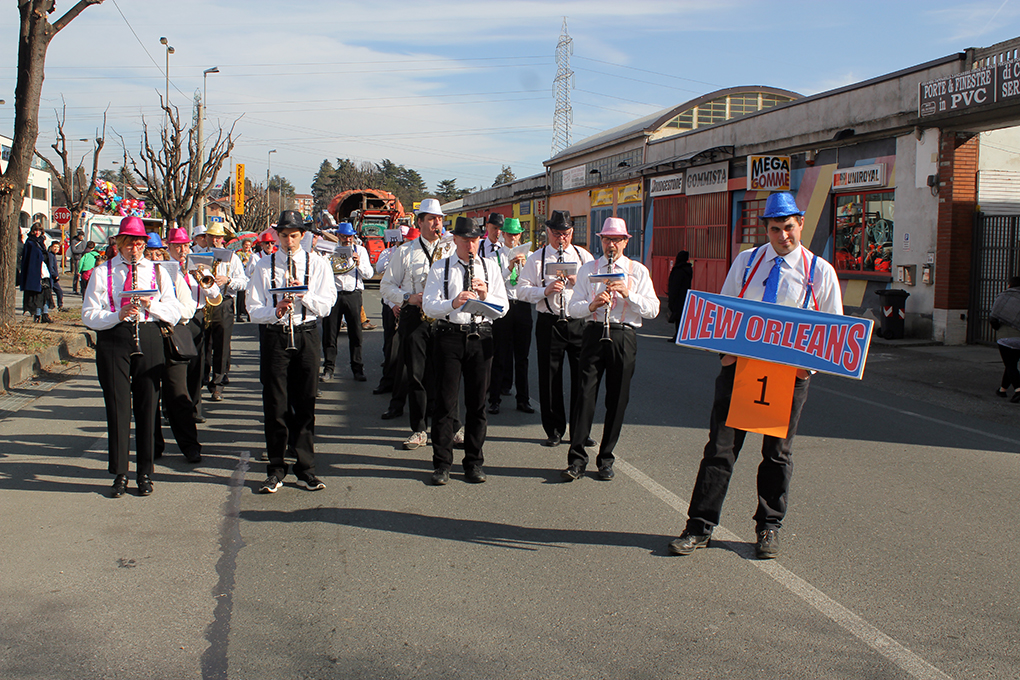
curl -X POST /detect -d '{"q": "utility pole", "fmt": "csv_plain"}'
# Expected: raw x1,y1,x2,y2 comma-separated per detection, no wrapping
267,149,276,229
197,67,219,233
551,17,574,157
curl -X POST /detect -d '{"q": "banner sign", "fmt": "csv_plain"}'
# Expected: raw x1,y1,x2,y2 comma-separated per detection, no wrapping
676,290,873,379
590,187,614,207
617,183,642,204
918,60,1020,117
832,163,886,191
685,161,729,196
649,173,684,197
562,165,586,190
747,155,790,191
234,163,245,215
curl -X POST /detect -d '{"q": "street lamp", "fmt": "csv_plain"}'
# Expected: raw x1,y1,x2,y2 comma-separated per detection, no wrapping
203,66,219,117
267,149,277,229
199,67,220,228
159,37,174,118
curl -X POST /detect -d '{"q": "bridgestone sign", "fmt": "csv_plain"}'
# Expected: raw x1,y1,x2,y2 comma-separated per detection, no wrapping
649,173,684,197
919,59,1020,117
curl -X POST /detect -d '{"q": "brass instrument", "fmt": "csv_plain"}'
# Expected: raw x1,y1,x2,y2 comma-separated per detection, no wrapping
466,257,480,340
330,246,355,275
129,258,143,357
556,242,567,321
284,250,298,352
601,251,615,343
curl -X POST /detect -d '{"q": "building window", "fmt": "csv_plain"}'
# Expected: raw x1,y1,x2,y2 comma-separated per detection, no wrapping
572,215,587,247
32,185,48,202
739,198,768,244
833,191,894,275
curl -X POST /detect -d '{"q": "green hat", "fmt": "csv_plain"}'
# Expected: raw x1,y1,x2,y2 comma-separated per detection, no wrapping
501,218,524,234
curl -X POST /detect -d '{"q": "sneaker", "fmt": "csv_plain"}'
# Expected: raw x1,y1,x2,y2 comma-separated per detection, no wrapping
403,431,428,450
322,368,334,381
297,475,325,491
211,388,223,402
453,427,465,448
259,475,283,493
755,528,781,559
668,531,712,556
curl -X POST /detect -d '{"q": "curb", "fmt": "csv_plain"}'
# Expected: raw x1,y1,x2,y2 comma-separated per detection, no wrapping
0,331,96,392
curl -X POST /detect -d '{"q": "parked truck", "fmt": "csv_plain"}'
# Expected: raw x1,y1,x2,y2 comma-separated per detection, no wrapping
327,189,405,267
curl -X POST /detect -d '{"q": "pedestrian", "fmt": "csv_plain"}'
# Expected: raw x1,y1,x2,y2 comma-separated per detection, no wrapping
247,210,337,493
422,216,509,485
197,223,248,401
561,217,660,482
81,216,182,498
78,241,99,293
18,222,53,322
486,217,534,414
667,250,693,341
47,241,66,311
70,231,86,294
517,210,595,447
990,276,1020,402
668,191,842,559
321,222,373,382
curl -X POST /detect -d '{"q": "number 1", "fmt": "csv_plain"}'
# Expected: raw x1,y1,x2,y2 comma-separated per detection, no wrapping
754,376,770,406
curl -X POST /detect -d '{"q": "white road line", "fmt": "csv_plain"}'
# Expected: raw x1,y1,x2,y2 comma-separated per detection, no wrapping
616,459,954,680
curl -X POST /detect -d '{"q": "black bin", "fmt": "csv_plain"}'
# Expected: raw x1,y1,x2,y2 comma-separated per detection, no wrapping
875,289,910,339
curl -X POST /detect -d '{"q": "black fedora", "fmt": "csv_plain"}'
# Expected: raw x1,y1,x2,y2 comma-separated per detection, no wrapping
275,210,307,231
486,212,504,227
452,216,483,238
545,210,572,231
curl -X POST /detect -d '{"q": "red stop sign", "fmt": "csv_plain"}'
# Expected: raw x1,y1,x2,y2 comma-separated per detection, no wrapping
53,207,72,225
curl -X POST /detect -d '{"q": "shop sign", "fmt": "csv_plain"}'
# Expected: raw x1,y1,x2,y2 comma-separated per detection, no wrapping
747,155,790,192
648,173,684,197
234,163,245,215
562,165,586,190
832,163,886,191
534,198,546,217
519,200,531,215
685,161,729,196
919,60,1020,117
617,183,642,204
591,188,614,207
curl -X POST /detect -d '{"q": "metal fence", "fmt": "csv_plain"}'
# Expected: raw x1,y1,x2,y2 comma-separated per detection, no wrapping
969,213,1020,343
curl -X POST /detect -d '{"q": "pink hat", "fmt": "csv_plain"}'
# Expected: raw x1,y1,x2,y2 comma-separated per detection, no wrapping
166,227,190,244
597,217,630,238
118,216,147,238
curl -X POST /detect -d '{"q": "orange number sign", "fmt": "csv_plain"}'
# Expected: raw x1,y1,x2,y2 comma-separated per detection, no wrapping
725,357,798,439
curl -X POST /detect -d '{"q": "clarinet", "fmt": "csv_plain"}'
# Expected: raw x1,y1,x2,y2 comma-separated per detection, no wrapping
556,242,566,321
466,256,480,340
129,257,144,356
285,250,298,352
601,252,615,343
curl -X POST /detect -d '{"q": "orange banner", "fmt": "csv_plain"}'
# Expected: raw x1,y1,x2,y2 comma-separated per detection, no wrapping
234,163,245,215
725,357,797,438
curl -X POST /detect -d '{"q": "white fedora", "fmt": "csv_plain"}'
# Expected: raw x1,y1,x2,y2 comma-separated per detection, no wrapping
597,217,630,238
416,198,445,217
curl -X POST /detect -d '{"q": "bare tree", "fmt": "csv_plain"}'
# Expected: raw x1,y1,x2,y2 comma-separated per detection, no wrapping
36,103,107,239
0,0,105,327
128,98,235,233
221,181,271,235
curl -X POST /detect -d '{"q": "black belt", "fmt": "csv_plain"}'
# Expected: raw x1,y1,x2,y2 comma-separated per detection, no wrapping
586,321,635,331
436,320,493,334
337,289,362,294
267,320,317,333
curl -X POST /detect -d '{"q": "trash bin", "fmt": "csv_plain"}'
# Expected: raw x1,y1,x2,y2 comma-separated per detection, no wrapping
875,288,910,339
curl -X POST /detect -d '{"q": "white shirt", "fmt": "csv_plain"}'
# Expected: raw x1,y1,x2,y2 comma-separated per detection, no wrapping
198,249,248,297
331,244,374,292
245,248,338,326
517,243,594,317
82,255,182,331
569,255,660,327
380,236,453,308
171,258,221,314
375,247,393,276
422,254,509,324
479,238,503,260
720,243,842,314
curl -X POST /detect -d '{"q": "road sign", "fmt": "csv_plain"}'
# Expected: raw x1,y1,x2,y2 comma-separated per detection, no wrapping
53,207,72,224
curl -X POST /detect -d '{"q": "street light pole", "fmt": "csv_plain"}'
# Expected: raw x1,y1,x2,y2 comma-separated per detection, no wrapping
267,149,277,229
198,67,220,231
159,37,174,127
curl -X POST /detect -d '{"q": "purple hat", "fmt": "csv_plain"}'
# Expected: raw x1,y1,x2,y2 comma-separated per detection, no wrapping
597,217,630,238
166,227,190,244
118,216,147,238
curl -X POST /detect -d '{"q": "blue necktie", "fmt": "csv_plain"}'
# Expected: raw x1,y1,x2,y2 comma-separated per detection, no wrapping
762,256,783,304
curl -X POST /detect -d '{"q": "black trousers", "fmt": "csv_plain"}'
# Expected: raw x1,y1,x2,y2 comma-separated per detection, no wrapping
95,323,164,478
206,297,235,388
398,308,436,433
432,327,492,471
535,312,585,439
186,315,207,420
998,343,1020,389
489,300,533,407
260,323,320,480
378,302,401,393
160,335,200,456
567,323,637,469
71,255,81,293
685,363,811,535
322,289,364,374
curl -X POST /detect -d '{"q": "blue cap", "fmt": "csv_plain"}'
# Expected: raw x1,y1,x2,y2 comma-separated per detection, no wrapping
762,192,804,219
145,232,165,249
335,222,357,237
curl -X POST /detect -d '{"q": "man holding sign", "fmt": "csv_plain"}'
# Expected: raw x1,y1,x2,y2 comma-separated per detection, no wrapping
669,192,842,559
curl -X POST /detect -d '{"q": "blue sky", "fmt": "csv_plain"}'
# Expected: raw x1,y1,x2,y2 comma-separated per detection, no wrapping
1,0,1019,197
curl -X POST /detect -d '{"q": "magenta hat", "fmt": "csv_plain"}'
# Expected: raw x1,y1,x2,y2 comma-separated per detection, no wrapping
118,216,147,238
166,227,190,244
597,217,630,238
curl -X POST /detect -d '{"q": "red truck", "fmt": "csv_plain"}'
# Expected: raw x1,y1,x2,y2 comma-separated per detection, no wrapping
327,189,405,267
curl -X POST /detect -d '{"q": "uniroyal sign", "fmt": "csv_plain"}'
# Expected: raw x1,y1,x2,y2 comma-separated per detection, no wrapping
685,161,729,196
832,163,886,191
747,155,790,191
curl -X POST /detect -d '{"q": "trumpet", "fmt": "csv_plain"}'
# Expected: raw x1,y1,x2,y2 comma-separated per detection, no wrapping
129,257,143,357
601,251,615,343
466,257,480,340
556,242,566,321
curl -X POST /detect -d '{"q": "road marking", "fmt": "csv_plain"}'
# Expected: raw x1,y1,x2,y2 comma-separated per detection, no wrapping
617,459,954,680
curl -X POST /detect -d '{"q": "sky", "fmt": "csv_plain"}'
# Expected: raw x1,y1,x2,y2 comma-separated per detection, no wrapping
1,0,1019,198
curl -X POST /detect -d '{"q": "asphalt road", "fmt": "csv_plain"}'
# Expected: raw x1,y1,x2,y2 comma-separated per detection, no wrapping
1,291,1018,680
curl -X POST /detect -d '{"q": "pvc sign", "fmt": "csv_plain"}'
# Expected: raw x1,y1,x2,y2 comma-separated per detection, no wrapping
676,290,873,379
747,155,790,192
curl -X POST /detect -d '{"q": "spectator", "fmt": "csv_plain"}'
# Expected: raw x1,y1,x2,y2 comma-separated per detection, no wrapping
990,276,1020,402
78,241,99,291
47,241,66,311
18,223,53,322
70,231,86,294
667,250,693,341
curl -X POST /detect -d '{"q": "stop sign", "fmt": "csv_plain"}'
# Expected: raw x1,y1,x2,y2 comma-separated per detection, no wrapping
53,207,72,225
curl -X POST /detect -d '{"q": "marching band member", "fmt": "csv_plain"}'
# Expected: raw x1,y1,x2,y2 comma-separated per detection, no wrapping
517,210,594,447
247,210,337,493
321,222,373,382
200,224,248,402
373,227,414,397
478,212,504,259
82,216,181,498
422,216,508,485
561,217,659,482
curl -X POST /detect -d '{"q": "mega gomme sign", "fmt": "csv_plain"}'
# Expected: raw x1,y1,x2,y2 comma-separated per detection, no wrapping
746,155,790,192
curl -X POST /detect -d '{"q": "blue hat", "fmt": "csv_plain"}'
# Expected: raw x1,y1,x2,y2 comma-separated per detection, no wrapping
335,222,357,237
145,232,165,249
762,192,804,219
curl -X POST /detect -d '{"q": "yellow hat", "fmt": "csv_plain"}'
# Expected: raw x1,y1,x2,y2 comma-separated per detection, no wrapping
205,223,229,237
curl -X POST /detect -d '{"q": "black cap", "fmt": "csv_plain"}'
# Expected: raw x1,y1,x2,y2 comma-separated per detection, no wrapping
486,212,505,227
545,210,572,231
275,210,306,231
452,216,483,238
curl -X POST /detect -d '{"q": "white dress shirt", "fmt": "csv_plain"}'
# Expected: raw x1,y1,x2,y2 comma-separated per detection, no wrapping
517,243,594,317
197,249,248,297
245,248,338,326
422,254,509,324
82,255,182,331
479,237,503,260
720,243,842,314
380,236,452,308
569,255,660,327
332,244,374,292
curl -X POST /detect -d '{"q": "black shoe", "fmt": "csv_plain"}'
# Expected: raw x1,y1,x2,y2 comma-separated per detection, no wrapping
111,474,128,498
517,402,535,414
259,475,283,494
381,407,403,420
430,468,450,486
183,448,202,464
464,466,487,484
584,437,597,448
297,475,326,491
668,531,712,556
222,375,231,386
487,402,499,415
500,388,513,396
1011,392,1020,404
137,475,153,496
997,388,1009,398
353,371,367,382
597,465,614,481
755,528,781,559
193,415,207,424
40,313,53,323
322,369,334,381
372,385,391,395
560,464,584,481
542,433,562,447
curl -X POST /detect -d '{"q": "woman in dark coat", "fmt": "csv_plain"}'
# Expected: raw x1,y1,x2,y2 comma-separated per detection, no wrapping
666,250,693,341
18,223,53,322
